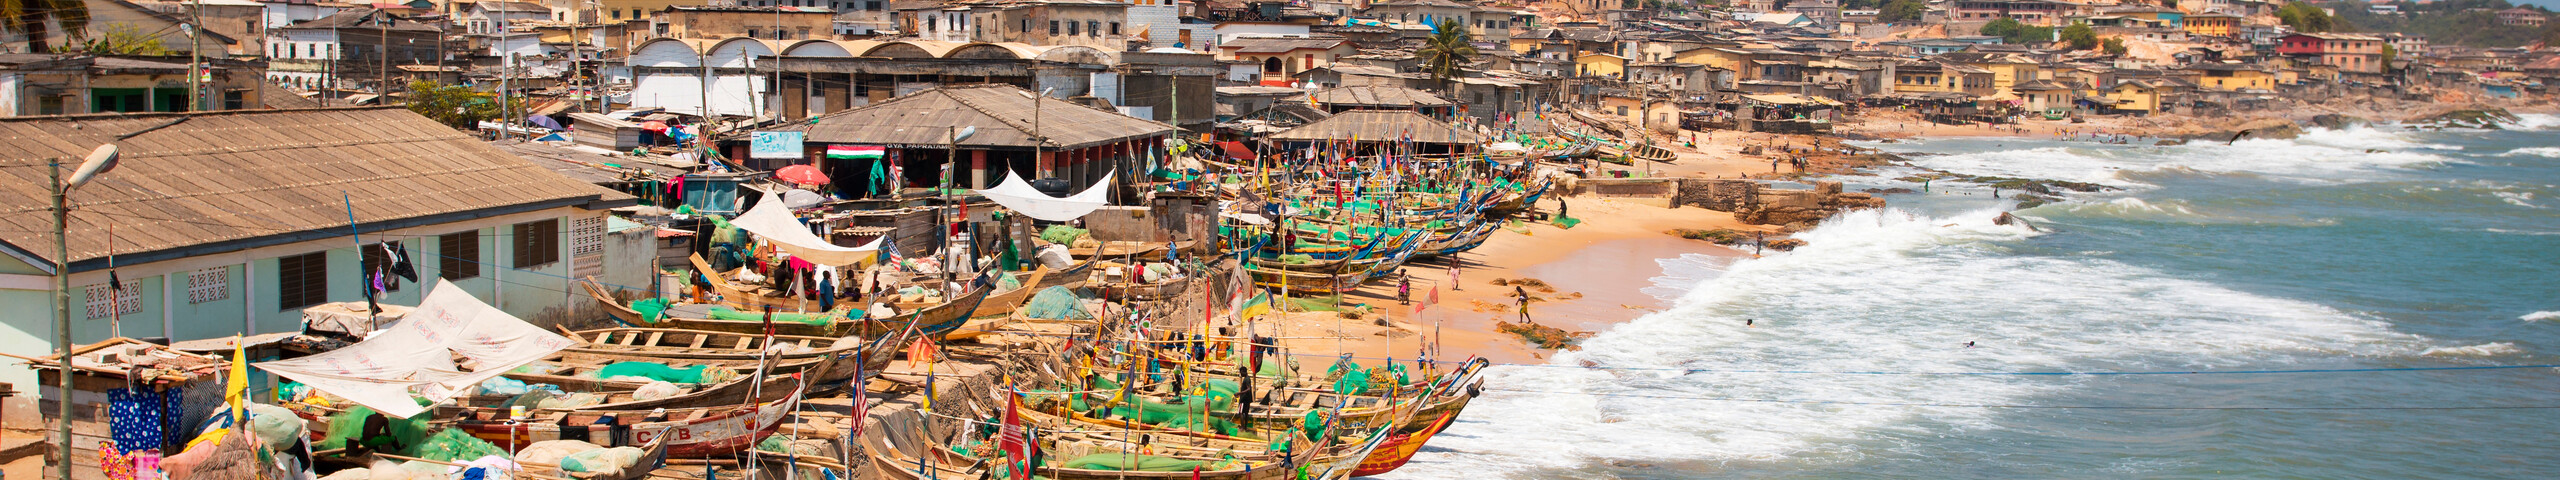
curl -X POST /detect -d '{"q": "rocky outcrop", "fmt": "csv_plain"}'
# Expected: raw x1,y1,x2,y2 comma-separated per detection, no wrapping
2406,106,2520,129
1733,181,1886,229
2307,114,2370,130
2179,118,2304,141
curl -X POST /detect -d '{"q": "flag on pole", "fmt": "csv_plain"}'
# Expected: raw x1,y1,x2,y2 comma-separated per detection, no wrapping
999,389,1035,479
1414,286,1437,314
825,145,885,159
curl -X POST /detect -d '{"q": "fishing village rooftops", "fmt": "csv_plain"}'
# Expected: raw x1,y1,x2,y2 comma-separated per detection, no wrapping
1269,109,1485,144
1310,85,1455,108
1219,37,1352,54
766,84,1174,150
0,107,634,271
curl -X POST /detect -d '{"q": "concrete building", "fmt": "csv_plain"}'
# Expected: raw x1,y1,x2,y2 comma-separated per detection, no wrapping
0,55,267,114
655,6,838,41
2277,32,2385,74
0,106,644,390
267,8,442,94
465,1,554,35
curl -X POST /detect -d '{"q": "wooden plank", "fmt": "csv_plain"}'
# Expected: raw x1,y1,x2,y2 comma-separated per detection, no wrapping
644,331,665,347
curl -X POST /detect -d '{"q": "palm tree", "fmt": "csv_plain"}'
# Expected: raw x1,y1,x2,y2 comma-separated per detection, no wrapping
1417,19,1479,85
3,0,92,53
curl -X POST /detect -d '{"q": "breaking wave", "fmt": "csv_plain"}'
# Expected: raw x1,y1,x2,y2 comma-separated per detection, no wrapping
2419,342,2523,357
1378,208,2416,479
2524,311,2560,322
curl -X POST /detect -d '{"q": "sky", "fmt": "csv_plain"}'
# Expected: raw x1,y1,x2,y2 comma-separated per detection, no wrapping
2510,0,2560,9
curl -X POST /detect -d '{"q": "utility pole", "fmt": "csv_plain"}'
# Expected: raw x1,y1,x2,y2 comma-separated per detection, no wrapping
187,0,203,110
377,8,389,100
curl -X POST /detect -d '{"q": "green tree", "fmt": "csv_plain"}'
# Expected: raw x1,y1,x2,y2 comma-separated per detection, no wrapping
1880,0,1928,23
1980,18,2024,38
1419,20,1480,85
406,80,504,130
4,0,92,53
2060,22,2099,50
1841,0,1879,9
2102,37,2128,55
2277,1,2333,33
2379,43,2397,72
82,23,170,55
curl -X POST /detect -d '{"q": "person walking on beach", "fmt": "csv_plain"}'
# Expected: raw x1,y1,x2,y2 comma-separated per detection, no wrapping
1447,260,1462,291
1398,274,1412,305
1513,285,1534,324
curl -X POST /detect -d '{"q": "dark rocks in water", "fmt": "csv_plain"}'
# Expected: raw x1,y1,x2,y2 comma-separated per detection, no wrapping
2407,107,2520,129
2307,114,2370,130
2011,193,2060,209
1670,228,1750,245
2154,139,2187,146
2185,119,2305,141
1764,238,1807,251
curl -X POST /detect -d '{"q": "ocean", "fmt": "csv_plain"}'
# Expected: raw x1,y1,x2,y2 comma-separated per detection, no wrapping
1380,117,2560,478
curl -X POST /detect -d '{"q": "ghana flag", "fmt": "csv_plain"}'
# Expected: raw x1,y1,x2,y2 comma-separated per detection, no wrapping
826,145,885,160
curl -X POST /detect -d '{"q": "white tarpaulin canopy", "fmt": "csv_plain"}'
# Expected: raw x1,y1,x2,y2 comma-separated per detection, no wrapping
976,170,1114,222
735,189,884,266
254,280,575,419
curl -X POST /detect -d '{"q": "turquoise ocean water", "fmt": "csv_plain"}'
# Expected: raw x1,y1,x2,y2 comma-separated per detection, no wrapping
1379,116,2560,478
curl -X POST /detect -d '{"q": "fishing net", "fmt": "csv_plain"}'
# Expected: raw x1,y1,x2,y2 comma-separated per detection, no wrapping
632,381,685,401
409,428,507,463
1040,225,1089,245
630,298,673,323
243,403,304,449
996,271,1024,292
1021,287,1091,321
1332,368,1373,396
1278,254,1314,265
594,362,735,385
314,406,431,453
1058,453,1209,472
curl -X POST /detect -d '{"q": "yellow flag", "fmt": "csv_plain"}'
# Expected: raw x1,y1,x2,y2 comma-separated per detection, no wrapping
226,335,248,426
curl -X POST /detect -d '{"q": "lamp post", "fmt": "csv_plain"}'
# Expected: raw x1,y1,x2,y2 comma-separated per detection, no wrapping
53,144,120,480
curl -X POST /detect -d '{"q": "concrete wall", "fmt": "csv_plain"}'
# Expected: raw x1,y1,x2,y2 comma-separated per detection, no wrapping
0,207,616,389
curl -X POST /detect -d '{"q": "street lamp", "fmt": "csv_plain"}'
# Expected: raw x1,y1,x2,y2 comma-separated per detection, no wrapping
53,144,118,480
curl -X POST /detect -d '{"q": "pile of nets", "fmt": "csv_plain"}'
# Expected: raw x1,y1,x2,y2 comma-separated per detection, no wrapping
1040,225,1090,245
411,428,508,463
562,446,648,475
1058,454,1210,472
596,361,737,385
1020,287,1091,321
313,406,431,452
630,298,674,323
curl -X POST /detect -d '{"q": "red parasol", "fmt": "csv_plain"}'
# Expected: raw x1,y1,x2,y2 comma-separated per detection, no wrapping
776,164,830,186
639,120,670,132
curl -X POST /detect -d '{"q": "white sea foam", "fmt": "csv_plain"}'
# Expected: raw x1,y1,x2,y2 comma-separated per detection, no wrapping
2523,311,2560,322
1375,208,2416,479
2484,228,2560,236
2420,342,2522,357
2494,191,2544,208
2509,114,2560,130
1901,131,2451,191
2502,147,2560,158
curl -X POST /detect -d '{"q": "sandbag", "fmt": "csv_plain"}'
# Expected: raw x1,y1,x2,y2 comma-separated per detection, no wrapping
243,403,305,448
632,381,684,401
561,446,646,476
514,440,604,467
1035,244,1073,269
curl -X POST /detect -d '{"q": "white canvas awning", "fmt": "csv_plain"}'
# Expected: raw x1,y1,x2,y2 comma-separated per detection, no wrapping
734,189,884,266
254,280,576,419
976,170,1114,222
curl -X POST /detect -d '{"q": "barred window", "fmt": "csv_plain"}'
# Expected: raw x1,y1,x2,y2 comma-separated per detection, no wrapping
441,230,482,280
84,279,144,319
188,266,230,304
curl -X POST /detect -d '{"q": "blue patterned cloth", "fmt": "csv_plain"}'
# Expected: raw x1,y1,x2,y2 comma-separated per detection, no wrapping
106,388,164,454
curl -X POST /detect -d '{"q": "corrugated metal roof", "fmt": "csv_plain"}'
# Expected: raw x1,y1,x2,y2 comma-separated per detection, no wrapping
1270,110,1483,144
0,107,634,269
770,84,1173,150
1311,86,1451,107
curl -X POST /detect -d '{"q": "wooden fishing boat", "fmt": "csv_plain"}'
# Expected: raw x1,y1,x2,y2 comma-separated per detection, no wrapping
1348,358,1490,477
437,355,821,415
1626,142,1676,163
1032,254,1099,291
451,383,804,457
559,327,889,385
1417,222,1499,258
863,408,1338,480
585,273,991,340
1246,264,1371,295
688,254,827,314
969,268,1048,318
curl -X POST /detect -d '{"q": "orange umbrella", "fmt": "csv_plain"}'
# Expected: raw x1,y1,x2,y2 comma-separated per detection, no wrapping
776,164,830,186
